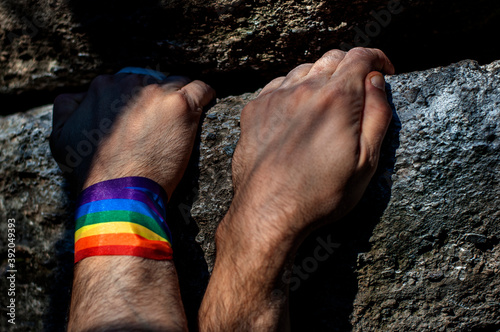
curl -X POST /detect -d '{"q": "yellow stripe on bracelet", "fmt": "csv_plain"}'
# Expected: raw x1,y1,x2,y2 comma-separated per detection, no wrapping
75,222,169,243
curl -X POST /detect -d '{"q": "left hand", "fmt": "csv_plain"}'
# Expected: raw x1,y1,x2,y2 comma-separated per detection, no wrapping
50,74,215,196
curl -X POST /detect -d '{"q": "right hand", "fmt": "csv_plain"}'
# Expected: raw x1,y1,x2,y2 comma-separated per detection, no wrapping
223,48,395,245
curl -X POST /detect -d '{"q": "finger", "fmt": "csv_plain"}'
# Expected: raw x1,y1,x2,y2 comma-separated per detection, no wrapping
258,76,286,96
161,75,193,91
306,49,346,77
52,92,87,132
334,48,395,93
279,63,314,88
180,80,216,111
359,71,392,169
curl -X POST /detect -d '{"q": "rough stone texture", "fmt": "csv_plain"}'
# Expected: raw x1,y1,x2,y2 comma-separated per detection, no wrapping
1,0,499,113
351,61,500,331
0,105,74,331
1,60,500,331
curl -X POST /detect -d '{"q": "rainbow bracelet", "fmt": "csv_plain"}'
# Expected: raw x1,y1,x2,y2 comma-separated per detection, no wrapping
74,177,172,264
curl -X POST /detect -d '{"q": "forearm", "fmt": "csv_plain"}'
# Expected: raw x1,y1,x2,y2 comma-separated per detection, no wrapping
68,176,186,332
199,210,297,332
69,256,187,332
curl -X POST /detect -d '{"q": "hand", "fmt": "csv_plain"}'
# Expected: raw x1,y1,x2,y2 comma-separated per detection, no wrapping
223,48,395,246
50,74,215,196
200,48,395,331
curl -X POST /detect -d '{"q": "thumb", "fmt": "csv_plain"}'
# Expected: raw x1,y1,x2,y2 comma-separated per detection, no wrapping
359,72,393,169
180,80,216,114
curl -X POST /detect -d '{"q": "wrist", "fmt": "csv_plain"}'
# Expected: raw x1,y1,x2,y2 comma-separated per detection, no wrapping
204,203,296,331
83,165,179,198
74,177,172,264
215,201,298,276
217,188,314,249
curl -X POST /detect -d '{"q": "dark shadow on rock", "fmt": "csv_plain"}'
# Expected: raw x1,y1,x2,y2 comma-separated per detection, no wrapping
64,0,192,69
366,0,500,74
166,110,212,332
43,179,77,332
289,85,401,331
63,0,280,98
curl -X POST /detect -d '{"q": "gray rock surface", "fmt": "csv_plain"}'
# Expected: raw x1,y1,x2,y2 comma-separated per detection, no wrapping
1,60,499,331
0,105,74,331
351,61,500,331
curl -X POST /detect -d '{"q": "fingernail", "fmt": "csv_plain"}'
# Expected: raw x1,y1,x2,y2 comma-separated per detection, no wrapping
370,74,386,91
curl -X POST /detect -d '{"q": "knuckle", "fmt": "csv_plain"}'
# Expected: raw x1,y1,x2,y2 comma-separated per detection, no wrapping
347,47,373,58
286,64,313,79
323,49,346,60
295,63,313,71
270,76,286,85
169,90,191,109
370,47,383,54
263,76,285,91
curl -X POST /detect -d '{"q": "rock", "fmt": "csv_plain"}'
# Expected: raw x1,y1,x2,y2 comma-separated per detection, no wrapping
1,0,499,112
0,105,74,331
1,59,499,331
0,0,394,96
426,270,444,282
348,60,500,331
464,233,488,244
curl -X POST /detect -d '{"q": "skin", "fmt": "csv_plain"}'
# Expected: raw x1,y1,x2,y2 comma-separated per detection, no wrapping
50,47,394,332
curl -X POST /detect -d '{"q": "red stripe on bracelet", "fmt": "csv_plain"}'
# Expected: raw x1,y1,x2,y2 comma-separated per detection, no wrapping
75,244,173,263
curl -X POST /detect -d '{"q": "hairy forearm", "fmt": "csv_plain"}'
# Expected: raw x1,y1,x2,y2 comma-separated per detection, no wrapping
199,210,297,332
69,256,187,332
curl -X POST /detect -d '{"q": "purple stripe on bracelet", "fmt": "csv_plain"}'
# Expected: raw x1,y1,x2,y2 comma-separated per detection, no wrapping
79,177,168,204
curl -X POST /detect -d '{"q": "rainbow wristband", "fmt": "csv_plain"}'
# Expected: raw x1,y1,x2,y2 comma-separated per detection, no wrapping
74,177,172,264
